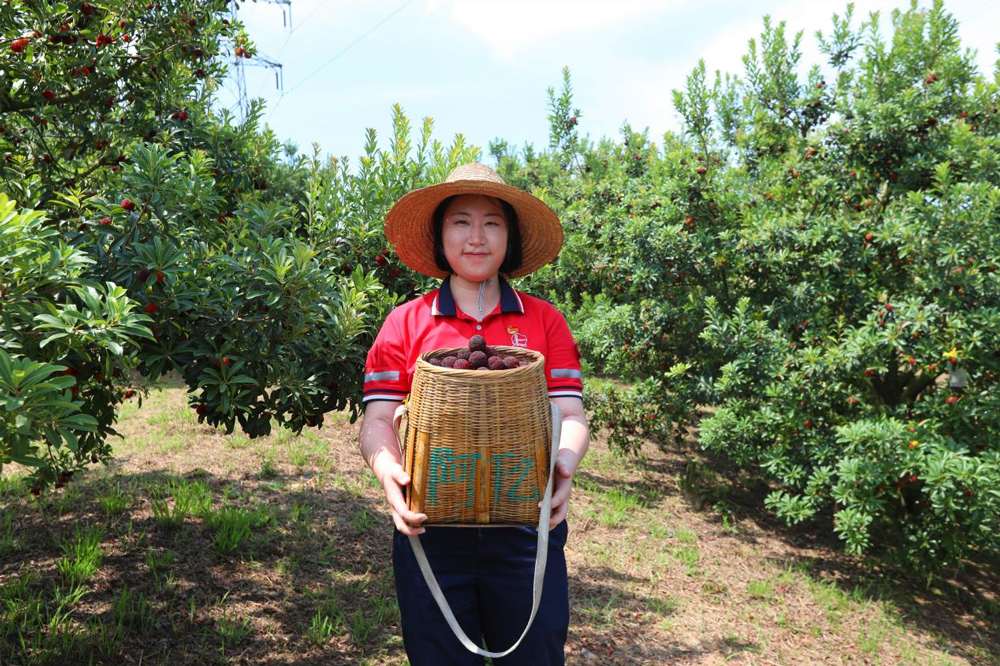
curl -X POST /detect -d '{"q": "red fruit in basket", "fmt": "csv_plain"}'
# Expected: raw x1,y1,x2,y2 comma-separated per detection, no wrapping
469,335,487,352
441,356,458,368
518,360,529,367
453,359,471,370
469,350,487,368
503,356,520,369
485,346,497,357
427,357,442,366
475,366,490,371
457,349,471,360
488,356,506,370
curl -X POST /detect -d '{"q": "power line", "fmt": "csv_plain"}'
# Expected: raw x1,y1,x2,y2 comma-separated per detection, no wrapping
253,0,325,97
266,0,412,120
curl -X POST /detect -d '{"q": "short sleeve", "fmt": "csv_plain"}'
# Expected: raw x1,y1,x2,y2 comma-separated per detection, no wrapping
362,311,409,404
543,306,584,400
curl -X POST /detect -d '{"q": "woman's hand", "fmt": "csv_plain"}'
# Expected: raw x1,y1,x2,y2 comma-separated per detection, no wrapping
547,452,575,529
359,401,427,536
372,456,428,536
544,397,591,530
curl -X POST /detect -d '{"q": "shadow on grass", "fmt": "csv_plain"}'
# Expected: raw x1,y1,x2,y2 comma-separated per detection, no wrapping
569,564,761,664
0,466,405,666
596,433,1000,666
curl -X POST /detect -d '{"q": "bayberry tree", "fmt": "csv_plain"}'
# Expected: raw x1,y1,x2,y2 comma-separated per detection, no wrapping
504,1,1000,569
1,0,479,490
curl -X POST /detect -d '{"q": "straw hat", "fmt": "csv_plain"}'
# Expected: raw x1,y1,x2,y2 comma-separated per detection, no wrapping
384,163,563,279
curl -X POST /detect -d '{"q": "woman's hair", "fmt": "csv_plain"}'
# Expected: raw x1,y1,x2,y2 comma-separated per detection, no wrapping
432,195,523,277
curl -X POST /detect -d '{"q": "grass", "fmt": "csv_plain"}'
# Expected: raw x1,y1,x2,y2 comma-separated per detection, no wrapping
55,525,104,587
0,374,996,665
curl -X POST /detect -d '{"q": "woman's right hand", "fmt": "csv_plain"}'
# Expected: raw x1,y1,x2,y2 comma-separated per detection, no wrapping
359,401,428,536
372,456,428,536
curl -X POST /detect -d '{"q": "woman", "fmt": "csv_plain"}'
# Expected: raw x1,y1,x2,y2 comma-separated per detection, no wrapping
358,163,589,665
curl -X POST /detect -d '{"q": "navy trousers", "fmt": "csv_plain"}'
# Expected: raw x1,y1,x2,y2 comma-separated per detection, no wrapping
392,520,569,665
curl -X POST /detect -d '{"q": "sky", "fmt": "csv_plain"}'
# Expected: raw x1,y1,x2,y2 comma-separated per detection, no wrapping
215,0,1000,166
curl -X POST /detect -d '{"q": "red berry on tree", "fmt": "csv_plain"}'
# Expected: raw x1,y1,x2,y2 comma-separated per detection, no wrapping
100,217,112,225
121,198,135,211
156,271,164,283
10,38,30,53
42,89,55,101
145,303,158,313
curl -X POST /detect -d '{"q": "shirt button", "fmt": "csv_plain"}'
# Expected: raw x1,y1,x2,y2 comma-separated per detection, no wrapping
476,324,482,330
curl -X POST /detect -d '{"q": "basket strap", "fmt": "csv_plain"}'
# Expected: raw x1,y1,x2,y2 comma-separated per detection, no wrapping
392,403,408,435
408,401,563,658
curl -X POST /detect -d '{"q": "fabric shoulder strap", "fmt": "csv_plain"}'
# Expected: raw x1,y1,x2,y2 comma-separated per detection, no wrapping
408,401,562,658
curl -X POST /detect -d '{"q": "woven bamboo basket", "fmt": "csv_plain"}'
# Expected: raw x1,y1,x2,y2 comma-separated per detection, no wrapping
397,345,552,526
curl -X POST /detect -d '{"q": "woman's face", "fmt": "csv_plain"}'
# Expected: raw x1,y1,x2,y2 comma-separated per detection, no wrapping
441,194,508,282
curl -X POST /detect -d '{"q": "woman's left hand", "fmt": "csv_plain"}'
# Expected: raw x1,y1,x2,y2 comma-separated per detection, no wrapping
547,448,580,529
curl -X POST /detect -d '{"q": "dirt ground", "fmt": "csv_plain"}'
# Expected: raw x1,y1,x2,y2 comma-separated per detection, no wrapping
1,375,997,665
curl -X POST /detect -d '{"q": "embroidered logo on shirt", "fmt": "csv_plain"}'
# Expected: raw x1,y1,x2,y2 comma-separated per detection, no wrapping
508,325,528,348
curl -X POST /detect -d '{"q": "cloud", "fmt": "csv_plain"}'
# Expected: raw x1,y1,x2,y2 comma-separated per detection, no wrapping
426,0,682,62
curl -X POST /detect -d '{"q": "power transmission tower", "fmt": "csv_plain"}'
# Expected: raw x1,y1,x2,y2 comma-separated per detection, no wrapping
227,0,288,121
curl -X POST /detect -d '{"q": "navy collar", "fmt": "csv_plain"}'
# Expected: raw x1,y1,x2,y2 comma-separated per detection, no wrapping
432,275,523,316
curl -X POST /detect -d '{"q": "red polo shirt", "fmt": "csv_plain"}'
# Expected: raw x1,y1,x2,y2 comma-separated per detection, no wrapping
363,276,583,404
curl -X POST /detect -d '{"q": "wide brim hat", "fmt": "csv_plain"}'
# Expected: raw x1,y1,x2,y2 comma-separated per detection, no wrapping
384,162,563,279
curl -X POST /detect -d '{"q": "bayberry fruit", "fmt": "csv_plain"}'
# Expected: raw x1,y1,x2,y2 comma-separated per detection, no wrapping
468,335,486,352
428,358,442,366
121,198,135,211
457,349,471,360
488,356,505,370
441,356,458,368
502,356,520,369
145,303,157,313
453,359,471,370
468,351,487,368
